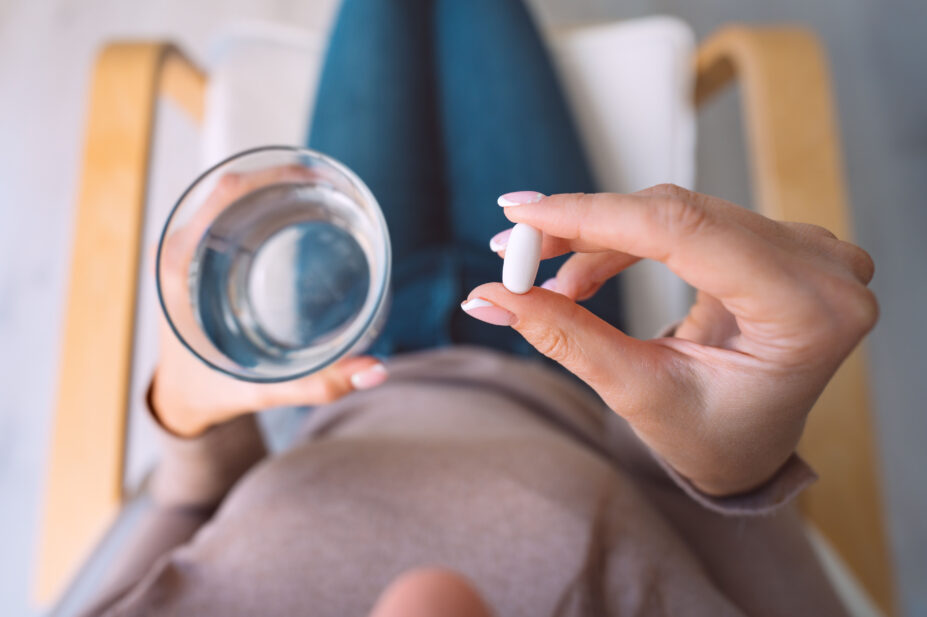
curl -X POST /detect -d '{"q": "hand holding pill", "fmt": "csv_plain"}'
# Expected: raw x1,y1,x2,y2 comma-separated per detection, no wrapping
462,185,877,497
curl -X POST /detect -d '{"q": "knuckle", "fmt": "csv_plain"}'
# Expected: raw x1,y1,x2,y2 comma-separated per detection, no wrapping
216,173,242,194
846,284,879,332
554,192,591,235
317,377,344,404
574,191,600,212
212,175,244,203
524,322,577,366
161,232,183,262
807,223,838,240
787,222,839,240
820,277,879,335
843,243,876,283
659,194,711,241
647,183,693,200
159,234,190,282
569,192,606,237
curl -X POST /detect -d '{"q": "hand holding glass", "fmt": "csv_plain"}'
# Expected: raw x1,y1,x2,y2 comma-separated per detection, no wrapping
157,147,391,383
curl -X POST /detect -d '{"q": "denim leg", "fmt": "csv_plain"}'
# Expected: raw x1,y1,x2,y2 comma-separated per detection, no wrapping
307,0,463,355
307,0,447,261
435,0,625,349
434,0,595,248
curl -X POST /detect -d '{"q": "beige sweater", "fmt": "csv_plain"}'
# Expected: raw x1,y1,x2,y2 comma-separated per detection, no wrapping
81,347,847,616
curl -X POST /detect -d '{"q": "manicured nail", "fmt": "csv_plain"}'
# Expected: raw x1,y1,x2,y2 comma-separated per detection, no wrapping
540,277,560,292
497,191,545,207
460,298,516,326
350,363,388,390
489,228,513,252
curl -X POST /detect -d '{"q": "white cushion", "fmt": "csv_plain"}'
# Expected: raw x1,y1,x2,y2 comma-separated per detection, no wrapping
551,16,696,193
201,22,331,166
551,16,696,337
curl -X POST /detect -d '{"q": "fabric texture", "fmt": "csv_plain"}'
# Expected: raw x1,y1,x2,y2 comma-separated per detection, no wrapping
307,0,624,357
79,347,844,617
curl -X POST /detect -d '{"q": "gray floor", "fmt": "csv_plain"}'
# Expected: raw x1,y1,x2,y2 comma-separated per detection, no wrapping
1,0,924,616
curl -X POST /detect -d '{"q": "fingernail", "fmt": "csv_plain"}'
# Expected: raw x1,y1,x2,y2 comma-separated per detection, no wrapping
497,191,545,207
540,277,560,292
489,228,513,252
460,298,516,326
350,363,388,390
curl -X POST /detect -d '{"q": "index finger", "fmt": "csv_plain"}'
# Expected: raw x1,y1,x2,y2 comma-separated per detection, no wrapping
502,191,808,322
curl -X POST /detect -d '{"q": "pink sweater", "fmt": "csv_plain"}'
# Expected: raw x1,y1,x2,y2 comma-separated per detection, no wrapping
80,347,847,616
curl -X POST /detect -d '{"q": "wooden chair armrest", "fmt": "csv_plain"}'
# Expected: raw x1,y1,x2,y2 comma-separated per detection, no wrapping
34,42,206,607
695,25,895,615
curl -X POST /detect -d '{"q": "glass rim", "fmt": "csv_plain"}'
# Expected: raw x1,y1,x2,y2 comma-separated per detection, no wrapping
155,145,392,383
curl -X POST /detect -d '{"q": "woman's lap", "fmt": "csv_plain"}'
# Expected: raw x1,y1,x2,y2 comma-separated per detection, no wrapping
308,0,624,357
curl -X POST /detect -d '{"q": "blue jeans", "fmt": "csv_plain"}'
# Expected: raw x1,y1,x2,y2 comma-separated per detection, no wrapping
308,0,624,357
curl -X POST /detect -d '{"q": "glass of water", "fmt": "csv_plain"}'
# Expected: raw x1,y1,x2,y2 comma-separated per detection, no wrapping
157,146,391,382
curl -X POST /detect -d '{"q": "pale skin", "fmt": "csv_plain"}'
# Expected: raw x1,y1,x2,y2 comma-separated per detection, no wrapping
471,184,878,496
153,179,876,615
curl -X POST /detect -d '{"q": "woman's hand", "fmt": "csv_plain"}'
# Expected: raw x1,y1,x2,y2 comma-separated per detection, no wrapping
466,185,877,496
152,322,386,438
152,168,388,438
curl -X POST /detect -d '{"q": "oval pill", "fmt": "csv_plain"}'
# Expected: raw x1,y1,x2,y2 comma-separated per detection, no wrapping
502,223,542,294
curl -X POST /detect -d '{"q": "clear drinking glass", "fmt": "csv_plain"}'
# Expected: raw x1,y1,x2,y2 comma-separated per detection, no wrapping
157,146,391,382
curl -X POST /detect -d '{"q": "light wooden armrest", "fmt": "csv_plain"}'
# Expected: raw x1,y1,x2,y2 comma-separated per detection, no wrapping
695,26,895,615
34,42,206,607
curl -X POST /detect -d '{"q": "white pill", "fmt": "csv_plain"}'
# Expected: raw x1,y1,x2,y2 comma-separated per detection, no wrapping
502,223,542,294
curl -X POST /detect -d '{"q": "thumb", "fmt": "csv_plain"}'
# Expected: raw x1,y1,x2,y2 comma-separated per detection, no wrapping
462,283,662,412
255,355,388,408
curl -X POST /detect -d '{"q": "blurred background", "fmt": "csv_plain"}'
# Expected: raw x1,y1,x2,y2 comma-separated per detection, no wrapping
1,0,924,615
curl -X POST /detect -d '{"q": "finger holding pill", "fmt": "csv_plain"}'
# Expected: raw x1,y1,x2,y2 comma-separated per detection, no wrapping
490,227,608,259
502,223,543,294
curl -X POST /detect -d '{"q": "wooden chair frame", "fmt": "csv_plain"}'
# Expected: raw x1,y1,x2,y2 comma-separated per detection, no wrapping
35,26,896,615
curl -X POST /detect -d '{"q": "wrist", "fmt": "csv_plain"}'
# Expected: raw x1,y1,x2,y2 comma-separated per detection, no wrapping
690,472,772,498
685,452,793,498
